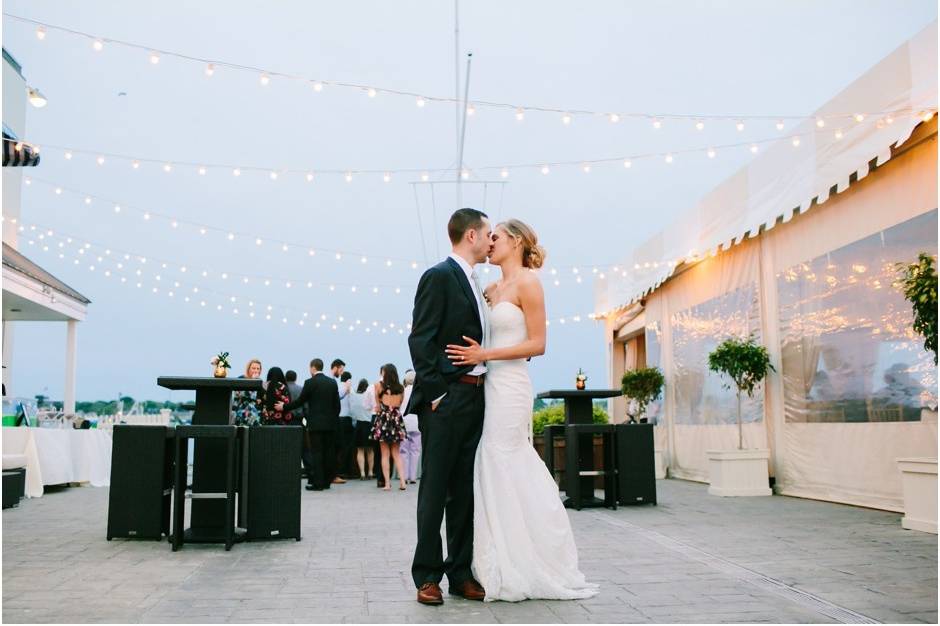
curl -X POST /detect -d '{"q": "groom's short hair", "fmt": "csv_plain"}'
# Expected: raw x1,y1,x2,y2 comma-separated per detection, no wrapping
448,208,488,245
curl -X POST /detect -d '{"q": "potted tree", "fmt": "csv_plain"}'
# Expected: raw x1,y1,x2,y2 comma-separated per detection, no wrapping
621,367,667,477
705,336,774,496
895,253,937,533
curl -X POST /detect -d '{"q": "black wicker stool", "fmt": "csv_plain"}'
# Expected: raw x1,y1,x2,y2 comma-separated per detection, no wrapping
172,425,240,551
564,424,618,511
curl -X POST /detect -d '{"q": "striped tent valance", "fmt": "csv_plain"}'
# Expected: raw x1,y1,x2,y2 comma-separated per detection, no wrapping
3,133,40,167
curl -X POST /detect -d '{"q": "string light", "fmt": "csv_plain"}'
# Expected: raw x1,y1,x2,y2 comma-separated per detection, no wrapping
775,120,785,131
4,113,900,182
92,38,104,52
416,96,426,108
6,14,918,131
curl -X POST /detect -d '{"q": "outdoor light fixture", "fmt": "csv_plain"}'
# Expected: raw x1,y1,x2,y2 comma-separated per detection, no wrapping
27,86,47,108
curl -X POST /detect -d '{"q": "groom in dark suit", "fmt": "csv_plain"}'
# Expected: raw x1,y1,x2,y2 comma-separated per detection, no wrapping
408,208,493,605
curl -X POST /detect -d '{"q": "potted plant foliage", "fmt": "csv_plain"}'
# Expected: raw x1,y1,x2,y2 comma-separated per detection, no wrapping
705,336,774,497
620,367,665,423
895,253,938,533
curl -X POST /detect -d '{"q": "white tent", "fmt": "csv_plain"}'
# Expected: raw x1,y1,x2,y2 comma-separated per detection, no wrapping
598,21,937,511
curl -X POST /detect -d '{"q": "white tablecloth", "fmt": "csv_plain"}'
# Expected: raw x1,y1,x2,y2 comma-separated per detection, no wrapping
2,427,112,497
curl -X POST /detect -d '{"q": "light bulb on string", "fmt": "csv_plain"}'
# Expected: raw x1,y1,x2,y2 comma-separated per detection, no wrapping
582,164,591,174
736,121,745,132
561,112,572,125
97,156,105,166
500,168,509,179
515,108,525,122
816,118,825,128
92,39,104,51
834,129,843,140
664,154,674,164
232,168,241,176
312,81,323,92
707,148,716,159
608,113,620,123
269,171,278,180
198,166,207,176
420,172,429,182
695,120,705,131
467,104,476,116
775,120,784,131
64,151,72,160
652,118,662,129
345,172,353,183
204,63,215,77
791,137,800,147
162,163,172,173
149,51,160,65
623,159,632,169
540,165,550,175
36,26,46,40
131,160,140,169
749,144,759,154
416,96,426,108
461,169,470,180
259,73,270,86
367,87,377,98
305,172,314,182
383,172,391,183
854,113,865,123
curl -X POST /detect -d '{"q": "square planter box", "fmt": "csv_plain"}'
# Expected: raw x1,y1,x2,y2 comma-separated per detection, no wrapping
706,449,772,497
897,457,937,534
654,449,666,479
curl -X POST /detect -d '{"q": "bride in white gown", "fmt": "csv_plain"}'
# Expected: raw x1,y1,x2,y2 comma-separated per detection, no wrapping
446,219,598,603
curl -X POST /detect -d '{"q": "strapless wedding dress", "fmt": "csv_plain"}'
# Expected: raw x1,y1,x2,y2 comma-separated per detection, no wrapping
471,301,598,602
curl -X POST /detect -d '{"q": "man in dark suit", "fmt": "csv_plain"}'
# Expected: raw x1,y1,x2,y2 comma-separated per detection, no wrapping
408,208,492,605
276,358,341,491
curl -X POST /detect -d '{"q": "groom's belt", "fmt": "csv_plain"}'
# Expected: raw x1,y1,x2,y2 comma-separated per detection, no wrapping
457,374,485,387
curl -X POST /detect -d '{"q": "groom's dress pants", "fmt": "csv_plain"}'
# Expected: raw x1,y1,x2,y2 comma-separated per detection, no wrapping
412,382,485,588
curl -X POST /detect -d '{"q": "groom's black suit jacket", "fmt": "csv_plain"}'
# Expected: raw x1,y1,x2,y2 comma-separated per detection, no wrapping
406,257,484,415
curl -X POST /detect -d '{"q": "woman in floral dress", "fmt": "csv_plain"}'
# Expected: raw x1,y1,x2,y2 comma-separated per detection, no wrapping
261,367,294,425
233,358,263,426
371,363,407,491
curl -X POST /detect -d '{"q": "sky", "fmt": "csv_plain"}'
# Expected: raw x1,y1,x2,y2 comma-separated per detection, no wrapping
2,0,936,403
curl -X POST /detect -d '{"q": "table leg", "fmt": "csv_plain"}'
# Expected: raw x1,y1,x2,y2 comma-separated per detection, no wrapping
190,387,233,541
564,398,600,505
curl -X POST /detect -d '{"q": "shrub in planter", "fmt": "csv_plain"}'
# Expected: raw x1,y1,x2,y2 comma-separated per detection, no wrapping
896,253,938,364
532,403,609,436
621,367,665,422
707,336,773,450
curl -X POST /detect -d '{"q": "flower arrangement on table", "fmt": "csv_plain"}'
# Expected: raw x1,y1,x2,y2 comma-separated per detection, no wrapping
575,368,588,390
210,351,232,378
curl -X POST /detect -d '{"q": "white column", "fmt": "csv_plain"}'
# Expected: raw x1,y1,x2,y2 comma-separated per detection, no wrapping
64,320,77,414
2,321,13,396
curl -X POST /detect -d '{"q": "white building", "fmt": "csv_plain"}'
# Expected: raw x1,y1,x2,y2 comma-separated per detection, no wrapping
2,48,90,414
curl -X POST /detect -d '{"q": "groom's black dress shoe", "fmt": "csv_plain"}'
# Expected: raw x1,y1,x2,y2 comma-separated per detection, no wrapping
449,578,485,601
417,582,444,605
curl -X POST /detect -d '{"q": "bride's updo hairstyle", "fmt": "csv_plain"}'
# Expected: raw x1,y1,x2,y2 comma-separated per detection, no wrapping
499,219,546,270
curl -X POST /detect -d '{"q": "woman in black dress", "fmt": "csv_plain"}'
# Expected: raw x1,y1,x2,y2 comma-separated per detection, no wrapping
371,363,407,491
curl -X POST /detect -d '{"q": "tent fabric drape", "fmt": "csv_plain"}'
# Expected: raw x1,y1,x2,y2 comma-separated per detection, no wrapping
596,20,937,315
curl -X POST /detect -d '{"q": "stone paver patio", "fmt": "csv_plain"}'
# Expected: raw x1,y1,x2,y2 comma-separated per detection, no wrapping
2,478,936,623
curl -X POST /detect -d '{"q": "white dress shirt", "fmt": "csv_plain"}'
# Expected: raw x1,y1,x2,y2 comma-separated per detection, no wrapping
448,253,488,377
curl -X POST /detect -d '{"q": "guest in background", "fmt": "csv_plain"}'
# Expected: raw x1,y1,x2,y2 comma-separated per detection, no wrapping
276,358,341,491
399,369,421,485
233,358,263,426
332,360,354,482
372,365,387,488
285,369,313,476
350,378,375,480
261,367,295,425
371,363,407,491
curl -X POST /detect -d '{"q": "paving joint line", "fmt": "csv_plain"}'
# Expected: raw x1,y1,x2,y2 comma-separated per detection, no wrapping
590,510,879,624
